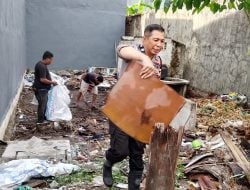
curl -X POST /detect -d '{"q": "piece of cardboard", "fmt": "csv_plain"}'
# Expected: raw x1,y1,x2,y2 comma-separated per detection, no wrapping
101,62,185,143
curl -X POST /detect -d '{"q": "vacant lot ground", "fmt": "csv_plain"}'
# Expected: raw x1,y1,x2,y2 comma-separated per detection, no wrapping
1,72,249,189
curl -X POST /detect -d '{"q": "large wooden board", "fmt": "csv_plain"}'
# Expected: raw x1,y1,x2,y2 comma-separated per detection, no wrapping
101,62,185,143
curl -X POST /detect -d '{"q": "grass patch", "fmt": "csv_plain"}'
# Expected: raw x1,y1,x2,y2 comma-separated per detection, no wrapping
112,169,127,184
175,160,185,187
54,159,128,187
176,161,185,180
55,168,96,186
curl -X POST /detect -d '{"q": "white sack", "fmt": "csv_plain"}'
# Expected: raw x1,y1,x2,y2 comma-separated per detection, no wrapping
45,85,72,121
0,159,80,189
45,72,72,121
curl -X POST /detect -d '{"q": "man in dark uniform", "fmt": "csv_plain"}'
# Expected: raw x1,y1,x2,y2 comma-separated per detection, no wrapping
33,51,57,124
103,24,165,189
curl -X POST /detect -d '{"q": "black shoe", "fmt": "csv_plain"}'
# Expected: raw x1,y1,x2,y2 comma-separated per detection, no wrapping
128,171,143,190
103,160,113,187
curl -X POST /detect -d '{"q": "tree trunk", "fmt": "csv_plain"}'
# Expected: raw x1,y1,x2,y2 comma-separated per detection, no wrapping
145,101,194,190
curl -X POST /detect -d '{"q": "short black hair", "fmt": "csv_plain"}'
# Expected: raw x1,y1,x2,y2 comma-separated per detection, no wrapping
144,24,165,36
97,75,104,83
42,51,54,60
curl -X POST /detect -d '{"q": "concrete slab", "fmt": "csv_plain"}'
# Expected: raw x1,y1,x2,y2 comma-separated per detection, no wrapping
2,136,71,161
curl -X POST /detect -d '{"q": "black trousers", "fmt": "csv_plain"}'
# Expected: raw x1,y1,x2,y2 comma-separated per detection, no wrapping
34,89,48,123
105,120,145,172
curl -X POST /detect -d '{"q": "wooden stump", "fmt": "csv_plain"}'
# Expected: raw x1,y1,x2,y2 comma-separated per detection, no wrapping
145,101,194,190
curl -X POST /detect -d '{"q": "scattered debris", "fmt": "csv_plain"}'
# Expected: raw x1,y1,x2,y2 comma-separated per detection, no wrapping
221,131,250,183
1,70,250,189
185,153,214,169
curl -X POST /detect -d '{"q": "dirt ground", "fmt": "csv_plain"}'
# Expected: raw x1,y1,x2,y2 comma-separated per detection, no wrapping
6,87,109,142
2,78,112,189
1,72,250,190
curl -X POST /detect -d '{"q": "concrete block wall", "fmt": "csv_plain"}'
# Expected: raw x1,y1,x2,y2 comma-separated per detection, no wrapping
0,0,26,138
128,10,250,97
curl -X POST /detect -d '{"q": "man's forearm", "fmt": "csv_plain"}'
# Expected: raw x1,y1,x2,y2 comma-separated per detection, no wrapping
40,78,56,85
118,46,149,64
117,46,155,79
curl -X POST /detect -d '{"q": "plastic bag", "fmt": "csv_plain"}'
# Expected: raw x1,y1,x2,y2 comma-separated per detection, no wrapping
45,85,72,121
0,159,80,189
45,72,72,121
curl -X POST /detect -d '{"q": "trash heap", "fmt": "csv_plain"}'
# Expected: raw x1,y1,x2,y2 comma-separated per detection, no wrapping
174,94,250,190
196,94,250,136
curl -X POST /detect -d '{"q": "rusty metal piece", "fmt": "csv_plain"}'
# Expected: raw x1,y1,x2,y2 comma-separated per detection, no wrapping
101,62,185,143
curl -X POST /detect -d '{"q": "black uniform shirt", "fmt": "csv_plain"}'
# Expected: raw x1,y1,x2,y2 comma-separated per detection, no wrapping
33,61,52,90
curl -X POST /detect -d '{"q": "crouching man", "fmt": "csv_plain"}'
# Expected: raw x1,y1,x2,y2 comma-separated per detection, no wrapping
76,72,103,109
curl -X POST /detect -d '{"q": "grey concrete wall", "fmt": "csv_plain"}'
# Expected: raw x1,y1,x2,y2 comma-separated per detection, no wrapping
0,0,26,125
128,10,250,97
26,0,126,70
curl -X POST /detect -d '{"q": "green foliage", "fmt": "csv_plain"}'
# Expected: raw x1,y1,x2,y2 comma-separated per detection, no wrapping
126,0,250,15
154,0,163,11
55,168,95,186
176,160,185,180
175,160,185,187
126,0,153,15
112,169,127,184
184,0,193,10
164,0,172,12
210,1,221,13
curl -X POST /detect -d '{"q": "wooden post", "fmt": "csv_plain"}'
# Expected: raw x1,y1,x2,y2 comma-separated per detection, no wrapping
145,101,194,190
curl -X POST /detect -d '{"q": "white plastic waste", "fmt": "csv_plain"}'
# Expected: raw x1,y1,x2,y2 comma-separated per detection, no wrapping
23,73,34,87
45,72,72,121
0,159,80,189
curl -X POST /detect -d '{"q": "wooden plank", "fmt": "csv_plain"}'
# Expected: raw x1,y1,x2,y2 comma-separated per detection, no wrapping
221,132,250,183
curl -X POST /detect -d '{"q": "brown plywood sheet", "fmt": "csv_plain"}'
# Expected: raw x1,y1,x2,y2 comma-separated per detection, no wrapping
101,62,185,143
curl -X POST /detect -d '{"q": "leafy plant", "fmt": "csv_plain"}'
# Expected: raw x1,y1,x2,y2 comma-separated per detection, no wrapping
175,160,185,187
127,0,250,15
126,0,153,15
176,160,185,180
160,0,250,13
